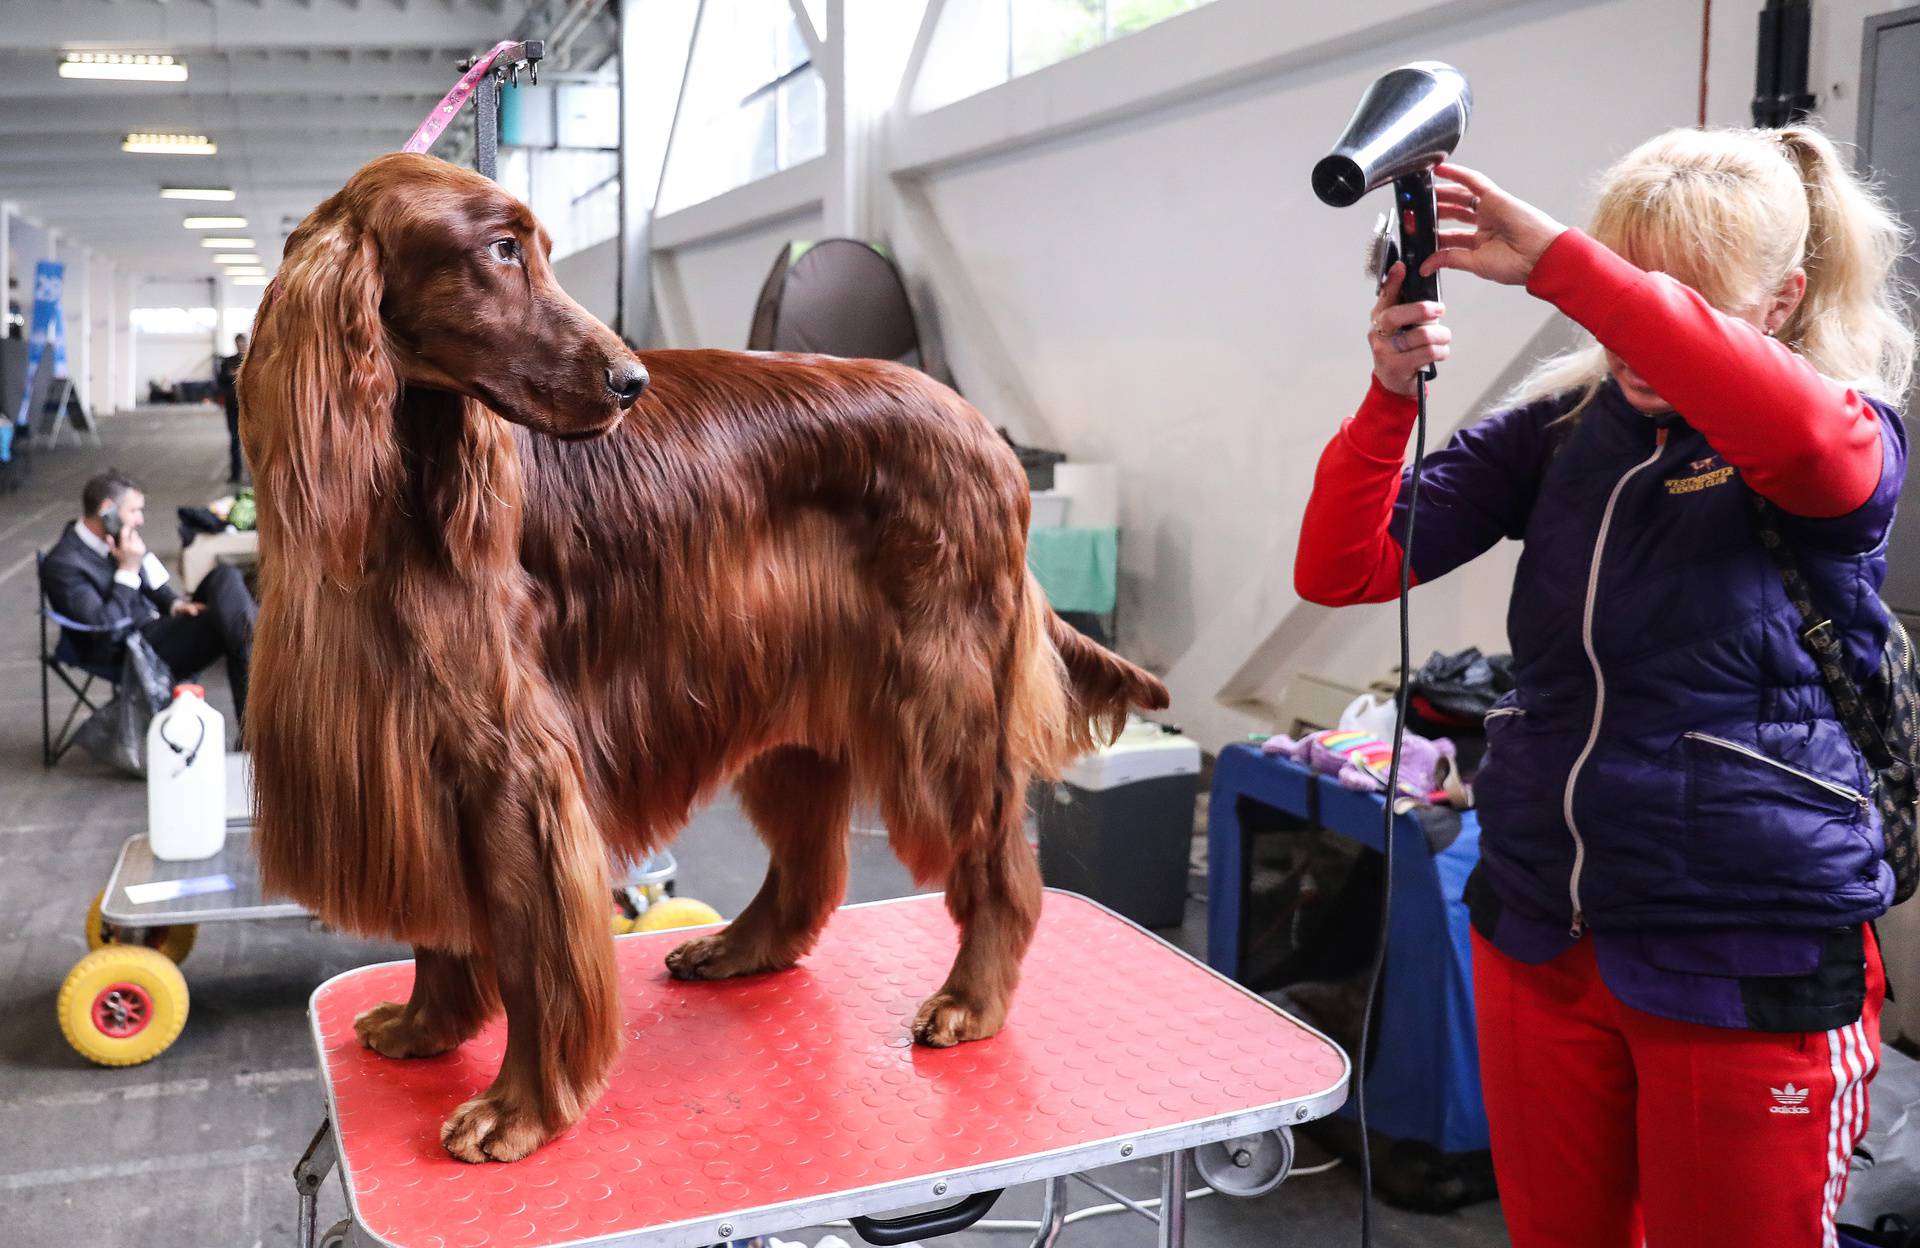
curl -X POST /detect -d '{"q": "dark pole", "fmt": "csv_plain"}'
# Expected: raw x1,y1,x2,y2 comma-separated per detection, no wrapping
1753,0,1816,127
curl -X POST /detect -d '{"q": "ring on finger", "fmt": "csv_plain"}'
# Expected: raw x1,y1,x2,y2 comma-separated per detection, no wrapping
1372,321,1390,338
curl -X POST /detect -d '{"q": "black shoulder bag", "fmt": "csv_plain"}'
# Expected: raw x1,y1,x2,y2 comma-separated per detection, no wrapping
1753,496,1919,905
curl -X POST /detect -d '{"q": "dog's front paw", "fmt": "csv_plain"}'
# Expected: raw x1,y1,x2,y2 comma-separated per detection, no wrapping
353,1001,464,1060
664,931,791,981
911,991,1006,1047
440,1090,551,1163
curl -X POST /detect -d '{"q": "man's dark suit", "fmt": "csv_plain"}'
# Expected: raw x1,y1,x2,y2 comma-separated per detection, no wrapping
40,520,256,726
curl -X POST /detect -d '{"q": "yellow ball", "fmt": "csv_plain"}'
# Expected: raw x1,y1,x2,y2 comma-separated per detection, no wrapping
631,897,724,933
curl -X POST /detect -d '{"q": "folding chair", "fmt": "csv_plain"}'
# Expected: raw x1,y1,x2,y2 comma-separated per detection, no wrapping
37,551,123,768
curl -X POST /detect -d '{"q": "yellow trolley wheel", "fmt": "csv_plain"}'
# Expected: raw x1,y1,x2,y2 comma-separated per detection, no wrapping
85,889,197,965
632,897,724,933
59,946,190,1067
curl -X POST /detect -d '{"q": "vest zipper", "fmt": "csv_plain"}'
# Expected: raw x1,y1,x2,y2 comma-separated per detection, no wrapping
1682,731,1871,808
1563,426,1668,938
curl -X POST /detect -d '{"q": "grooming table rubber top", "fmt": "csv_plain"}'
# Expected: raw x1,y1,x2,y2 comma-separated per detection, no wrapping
309,890,1349,1248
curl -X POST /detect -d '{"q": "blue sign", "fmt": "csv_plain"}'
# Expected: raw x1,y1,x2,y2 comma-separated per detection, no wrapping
6,260,67,463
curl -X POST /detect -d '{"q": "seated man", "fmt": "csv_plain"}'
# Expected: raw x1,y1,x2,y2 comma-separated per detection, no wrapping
42,469,256,729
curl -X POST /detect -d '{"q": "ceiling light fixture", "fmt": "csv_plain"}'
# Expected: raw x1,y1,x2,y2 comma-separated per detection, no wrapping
223,267,268,278
160,187,235,201
212,253,262,265
123,132,216,155
199,237,255,249
182,216,247,229
60,53,188,83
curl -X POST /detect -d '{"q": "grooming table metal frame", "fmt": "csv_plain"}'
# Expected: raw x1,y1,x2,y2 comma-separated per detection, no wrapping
294,891,1349,1248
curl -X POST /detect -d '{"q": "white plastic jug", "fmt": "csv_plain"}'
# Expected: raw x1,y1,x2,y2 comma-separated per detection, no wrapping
148,684,227,861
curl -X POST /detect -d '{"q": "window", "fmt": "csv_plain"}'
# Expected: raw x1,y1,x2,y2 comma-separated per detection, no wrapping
916,0,1215,112
500,146,622,261
657,0,826,215
131,306,255,345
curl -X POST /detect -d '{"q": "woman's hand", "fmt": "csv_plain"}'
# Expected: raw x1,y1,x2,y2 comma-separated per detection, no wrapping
1369,262,1450,397
1420,163,1568,287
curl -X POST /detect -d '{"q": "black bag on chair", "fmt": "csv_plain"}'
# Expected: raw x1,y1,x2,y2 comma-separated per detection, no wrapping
72,633,175,778
1754,498,1920,904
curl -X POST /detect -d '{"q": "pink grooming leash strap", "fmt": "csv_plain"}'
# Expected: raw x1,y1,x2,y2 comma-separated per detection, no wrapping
402,40,517,155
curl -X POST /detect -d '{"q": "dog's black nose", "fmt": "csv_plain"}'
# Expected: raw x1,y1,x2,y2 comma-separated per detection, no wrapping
606,362,648,409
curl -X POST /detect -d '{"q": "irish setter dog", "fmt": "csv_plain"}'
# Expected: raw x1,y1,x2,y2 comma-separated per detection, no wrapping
238,152,1167,1163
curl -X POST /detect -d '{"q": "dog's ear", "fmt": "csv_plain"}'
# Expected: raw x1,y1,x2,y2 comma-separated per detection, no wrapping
239,203,399,591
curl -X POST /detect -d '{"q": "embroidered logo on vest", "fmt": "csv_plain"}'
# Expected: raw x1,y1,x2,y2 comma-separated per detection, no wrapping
1666,456,1736,495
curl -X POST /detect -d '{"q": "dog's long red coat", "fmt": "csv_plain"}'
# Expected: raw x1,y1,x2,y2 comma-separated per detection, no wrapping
238,153,1167,1163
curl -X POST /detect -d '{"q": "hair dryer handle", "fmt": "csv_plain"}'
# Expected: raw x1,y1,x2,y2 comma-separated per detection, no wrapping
1392,171,1441,379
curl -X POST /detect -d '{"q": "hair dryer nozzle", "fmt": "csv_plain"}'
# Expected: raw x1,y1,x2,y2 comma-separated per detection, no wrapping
1313,61,1471,207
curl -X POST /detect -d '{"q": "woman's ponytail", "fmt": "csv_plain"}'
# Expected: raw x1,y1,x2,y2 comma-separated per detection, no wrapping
1776,125,1915,400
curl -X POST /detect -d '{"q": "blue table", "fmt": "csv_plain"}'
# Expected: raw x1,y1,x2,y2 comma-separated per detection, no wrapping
1207,743,1489,1154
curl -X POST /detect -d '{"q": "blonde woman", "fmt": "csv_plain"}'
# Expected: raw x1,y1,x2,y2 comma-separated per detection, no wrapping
1296,126,1914,1247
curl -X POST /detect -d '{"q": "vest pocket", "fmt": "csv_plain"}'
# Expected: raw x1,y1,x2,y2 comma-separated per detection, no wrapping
1683,731,1874,891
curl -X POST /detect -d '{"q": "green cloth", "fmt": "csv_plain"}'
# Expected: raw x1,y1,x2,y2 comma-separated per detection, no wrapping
1027,526,1118,614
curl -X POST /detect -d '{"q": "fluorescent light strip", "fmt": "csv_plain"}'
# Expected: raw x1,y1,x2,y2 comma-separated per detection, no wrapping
124,133,216,155
223,268,268,278
200,237,255,249
230,276,271,287
212,254,262,265
61,53,188,83
161,187,235,201
183,216,246,230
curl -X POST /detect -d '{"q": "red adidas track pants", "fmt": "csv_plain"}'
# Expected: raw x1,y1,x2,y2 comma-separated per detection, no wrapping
1472,929,1884,1248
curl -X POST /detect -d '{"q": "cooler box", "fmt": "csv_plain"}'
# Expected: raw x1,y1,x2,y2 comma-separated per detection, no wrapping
1037,722,1201,928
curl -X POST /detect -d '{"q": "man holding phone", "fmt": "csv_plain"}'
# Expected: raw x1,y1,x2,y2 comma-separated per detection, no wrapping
40,469,256,730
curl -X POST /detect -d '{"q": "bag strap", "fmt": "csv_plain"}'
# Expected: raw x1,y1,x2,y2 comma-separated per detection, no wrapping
1750,495,1899,773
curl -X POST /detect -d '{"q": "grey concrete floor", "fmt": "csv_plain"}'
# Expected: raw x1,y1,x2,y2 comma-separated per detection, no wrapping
0,407,1509,1248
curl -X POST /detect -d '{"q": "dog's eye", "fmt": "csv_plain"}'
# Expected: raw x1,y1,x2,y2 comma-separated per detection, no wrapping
489,237,522,265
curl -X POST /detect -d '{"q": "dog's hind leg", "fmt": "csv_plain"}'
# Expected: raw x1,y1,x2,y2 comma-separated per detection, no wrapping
666,747,852,981
910,764,1042,1047
354,948,500,1059
438,752,621,1164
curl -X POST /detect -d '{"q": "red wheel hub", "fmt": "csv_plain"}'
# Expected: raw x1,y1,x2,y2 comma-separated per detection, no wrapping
91,982,153,1039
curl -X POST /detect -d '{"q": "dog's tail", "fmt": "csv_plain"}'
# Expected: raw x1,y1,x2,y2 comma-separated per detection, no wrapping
1006,572,1170,773
1045,608,1170,751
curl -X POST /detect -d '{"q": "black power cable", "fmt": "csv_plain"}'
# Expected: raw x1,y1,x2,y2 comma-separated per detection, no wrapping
1355,370,1428,1247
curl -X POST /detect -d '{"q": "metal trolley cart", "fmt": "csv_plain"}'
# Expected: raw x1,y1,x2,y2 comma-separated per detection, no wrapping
59,755,689,1067
293,891,1349,1248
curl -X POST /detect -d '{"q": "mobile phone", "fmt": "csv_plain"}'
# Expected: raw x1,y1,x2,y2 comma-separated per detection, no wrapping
100,499,122,539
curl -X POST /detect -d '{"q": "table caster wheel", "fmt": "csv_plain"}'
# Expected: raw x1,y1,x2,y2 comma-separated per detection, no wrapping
318,1218,353,1248
59,945,190,1067
632,897,723,932
1193,1126,1294,1197
86,888,197,964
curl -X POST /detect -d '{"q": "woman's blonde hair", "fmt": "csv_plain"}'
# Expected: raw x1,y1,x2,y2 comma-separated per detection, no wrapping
1507,124,1916,412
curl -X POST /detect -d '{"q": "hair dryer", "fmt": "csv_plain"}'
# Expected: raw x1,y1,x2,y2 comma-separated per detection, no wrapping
1312,61,1472,314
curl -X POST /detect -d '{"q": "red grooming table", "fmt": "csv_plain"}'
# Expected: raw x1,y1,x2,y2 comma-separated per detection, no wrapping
294,891,1348,1248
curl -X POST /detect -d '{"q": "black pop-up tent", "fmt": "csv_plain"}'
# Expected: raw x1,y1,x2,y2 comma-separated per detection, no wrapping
746,239,926,370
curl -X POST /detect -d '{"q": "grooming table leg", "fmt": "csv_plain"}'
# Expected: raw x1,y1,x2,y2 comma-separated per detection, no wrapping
1157,1150,1188,1248
1028,1175,1068,1248
294,1120,337,1248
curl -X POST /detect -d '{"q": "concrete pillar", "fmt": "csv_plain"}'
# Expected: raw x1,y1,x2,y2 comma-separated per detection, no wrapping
115,268,134,412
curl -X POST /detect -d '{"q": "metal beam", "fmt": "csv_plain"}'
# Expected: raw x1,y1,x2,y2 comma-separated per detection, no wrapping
0,48,469,99
0,1,533,52
617,0,701,345
0,96,429,134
